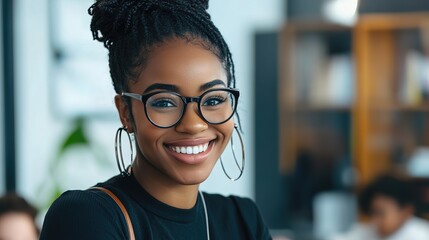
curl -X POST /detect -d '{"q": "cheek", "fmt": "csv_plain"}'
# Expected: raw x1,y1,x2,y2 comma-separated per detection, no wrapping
135,127,160,152
217,120,235,145
374,209,404,235
131,106,163,152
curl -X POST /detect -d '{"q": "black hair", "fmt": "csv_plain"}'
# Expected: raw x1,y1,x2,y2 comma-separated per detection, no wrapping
88,0,236,94
358,175,416,215
0,193,39,233
0,193,38,218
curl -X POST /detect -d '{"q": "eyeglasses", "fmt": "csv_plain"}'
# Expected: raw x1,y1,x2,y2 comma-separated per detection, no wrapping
122,88,240,128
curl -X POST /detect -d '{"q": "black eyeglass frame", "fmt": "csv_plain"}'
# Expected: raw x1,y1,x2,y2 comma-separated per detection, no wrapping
121,88,240,128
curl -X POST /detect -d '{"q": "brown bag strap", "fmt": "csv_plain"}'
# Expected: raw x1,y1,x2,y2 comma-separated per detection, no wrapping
91,186,135,240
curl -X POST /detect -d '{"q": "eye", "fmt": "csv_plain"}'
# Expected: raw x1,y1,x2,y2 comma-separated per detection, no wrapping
203,96,226,106
150,98,177,108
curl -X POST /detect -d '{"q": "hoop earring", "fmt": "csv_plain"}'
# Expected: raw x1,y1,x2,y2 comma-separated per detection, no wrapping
220,124,245,181
115,127,134,177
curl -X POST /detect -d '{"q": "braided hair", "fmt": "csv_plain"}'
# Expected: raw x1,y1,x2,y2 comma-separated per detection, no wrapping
88,0,236,94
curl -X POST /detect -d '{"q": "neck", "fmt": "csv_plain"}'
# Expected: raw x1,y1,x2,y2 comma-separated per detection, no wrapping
132,156,200,209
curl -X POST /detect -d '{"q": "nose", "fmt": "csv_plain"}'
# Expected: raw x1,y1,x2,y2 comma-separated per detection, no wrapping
175,103,208,134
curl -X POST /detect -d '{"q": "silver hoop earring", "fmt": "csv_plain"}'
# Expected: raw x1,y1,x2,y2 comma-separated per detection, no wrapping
220,124,245,181
115,127,134,176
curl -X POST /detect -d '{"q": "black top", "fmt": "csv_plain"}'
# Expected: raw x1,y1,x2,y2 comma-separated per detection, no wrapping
40,175,272,240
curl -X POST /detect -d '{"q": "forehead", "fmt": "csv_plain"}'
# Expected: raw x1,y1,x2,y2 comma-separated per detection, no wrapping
0,213,36,235
132,38,227,94
372,195,401,209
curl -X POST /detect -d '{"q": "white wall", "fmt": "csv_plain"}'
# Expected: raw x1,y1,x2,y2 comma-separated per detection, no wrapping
15,0,118,207
14,0,284,206
15,0,64,203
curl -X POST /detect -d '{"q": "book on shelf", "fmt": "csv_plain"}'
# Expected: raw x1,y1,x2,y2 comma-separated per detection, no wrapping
295,33,326,105
293,31,354,108
325,54,355,106
400,50,429,106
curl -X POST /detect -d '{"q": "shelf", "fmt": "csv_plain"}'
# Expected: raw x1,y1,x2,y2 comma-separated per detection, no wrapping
282,20,352,32
368,105,429,112
284,105,352,112
358,12,429,31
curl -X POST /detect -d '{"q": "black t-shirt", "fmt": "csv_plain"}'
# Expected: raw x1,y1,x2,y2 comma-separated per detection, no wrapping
40,175,272,240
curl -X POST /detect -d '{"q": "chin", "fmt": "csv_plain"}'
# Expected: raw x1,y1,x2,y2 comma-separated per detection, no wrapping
173,168,212,186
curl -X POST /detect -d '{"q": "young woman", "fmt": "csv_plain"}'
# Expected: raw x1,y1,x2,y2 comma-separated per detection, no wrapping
40,0,271,239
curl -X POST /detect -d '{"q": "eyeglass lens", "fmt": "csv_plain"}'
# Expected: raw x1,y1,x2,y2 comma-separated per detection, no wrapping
145,90,236,127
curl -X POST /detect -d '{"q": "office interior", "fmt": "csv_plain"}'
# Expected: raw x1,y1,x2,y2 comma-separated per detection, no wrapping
1,0,429,239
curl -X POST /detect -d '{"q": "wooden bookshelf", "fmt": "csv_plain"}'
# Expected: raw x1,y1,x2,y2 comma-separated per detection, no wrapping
279,12,429,217
354,13,429,185
279,21,354,173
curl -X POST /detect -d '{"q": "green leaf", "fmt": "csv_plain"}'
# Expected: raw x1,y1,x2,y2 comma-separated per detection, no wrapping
57,118,89,158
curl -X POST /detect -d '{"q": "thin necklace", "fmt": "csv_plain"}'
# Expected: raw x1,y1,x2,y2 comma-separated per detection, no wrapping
199,191,210,240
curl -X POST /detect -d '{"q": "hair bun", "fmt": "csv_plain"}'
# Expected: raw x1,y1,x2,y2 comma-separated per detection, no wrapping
164,0,209,11
88,0,210,48
187,0,209,10
88,0,136,48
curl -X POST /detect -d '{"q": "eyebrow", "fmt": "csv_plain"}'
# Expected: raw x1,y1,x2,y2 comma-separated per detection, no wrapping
143,83,179,93
200,79,226,91
143,79,226,93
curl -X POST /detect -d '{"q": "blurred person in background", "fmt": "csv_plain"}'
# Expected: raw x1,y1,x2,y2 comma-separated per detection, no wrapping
0,194,39,240
333,175,429,240
40,0,271,239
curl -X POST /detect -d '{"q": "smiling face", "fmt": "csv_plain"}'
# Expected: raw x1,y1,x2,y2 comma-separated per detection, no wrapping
116,37,234,186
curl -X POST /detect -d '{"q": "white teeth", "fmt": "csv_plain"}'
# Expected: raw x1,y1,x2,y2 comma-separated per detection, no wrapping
192,146,199,154
170,142,210,155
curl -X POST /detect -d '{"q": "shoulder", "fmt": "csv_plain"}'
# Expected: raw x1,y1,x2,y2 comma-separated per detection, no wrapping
411,217,429,228
387,217,429,240
40,189,127,240
403,217,429,236
45,189,119,216
202,193,272,239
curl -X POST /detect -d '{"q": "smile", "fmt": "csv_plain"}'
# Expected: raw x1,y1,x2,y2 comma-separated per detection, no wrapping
169,143,209,155
164,139,215,165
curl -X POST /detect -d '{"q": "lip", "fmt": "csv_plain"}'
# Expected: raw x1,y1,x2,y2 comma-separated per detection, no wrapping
164,140,216,165
164,138,215,146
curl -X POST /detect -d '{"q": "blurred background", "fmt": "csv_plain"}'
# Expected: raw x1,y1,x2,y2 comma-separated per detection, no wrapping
1,0,429,239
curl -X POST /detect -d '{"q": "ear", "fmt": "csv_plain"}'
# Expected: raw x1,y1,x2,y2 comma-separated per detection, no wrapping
114,95,134,133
